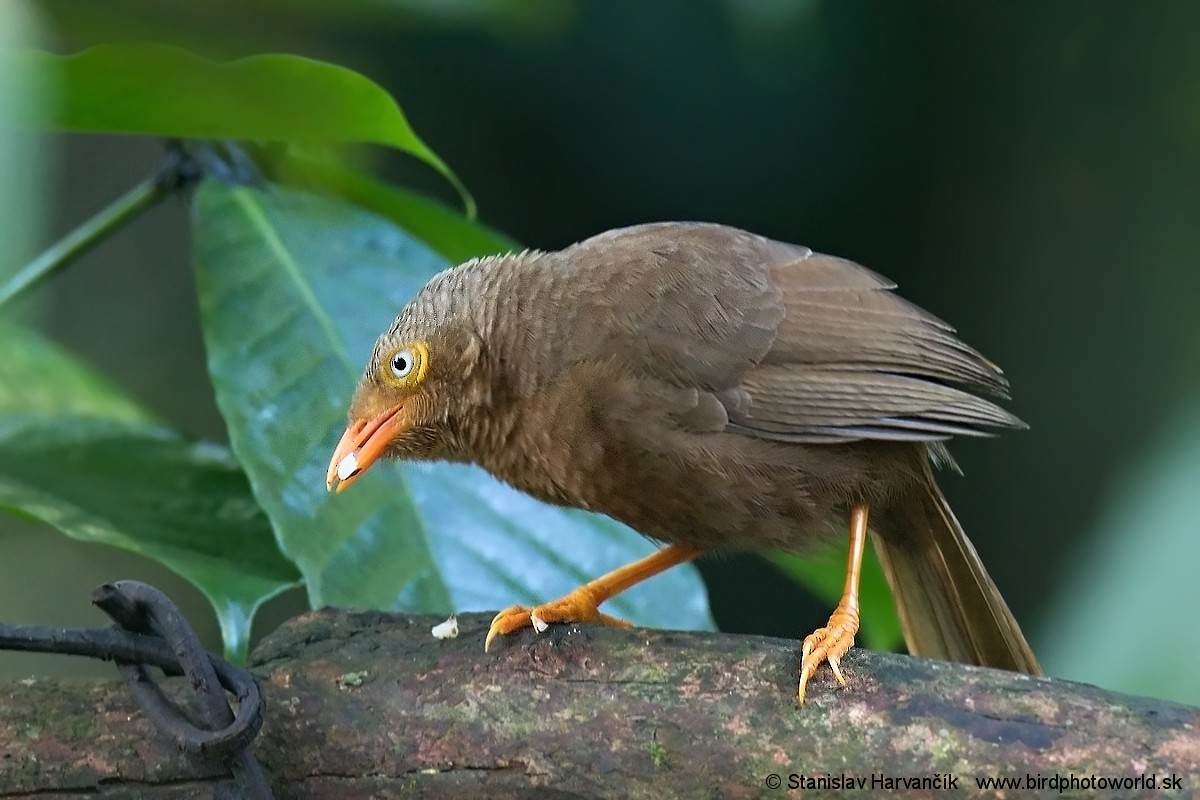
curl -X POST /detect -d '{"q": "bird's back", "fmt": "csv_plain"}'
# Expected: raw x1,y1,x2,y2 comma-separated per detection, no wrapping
464,222,1021,444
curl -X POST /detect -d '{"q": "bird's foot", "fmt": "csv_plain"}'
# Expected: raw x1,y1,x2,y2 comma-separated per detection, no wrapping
485,589,632,651
798,598,860,703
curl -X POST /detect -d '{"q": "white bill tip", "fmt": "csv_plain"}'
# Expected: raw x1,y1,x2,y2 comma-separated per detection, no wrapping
336,452,360,482
531,614,549,633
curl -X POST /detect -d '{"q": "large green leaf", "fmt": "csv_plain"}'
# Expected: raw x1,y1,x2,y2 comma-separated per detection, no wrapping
191,182,715,632
4,44,471,213
0,415,300,661
0,321,152,422
0,321,298,660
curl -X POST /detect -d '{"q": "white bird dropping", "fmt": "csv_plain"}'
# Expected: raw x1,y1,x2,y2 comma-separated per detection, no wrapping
431,616,459,640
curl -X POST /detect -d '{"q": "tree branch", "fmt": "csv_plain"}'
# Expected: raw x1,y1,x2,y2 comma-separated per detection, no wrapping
2,610,1197,798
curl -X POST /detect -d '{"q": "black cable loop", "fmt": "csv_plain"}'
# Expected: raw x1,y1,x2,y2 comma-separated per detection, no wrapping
0,581,274,799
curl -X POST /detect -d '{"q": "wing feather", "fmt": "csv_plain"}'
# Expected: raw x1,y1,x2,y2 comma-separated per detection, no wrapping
765,254,1010,395
538,223,1022,444
547,222,787,389
728,250,1024,443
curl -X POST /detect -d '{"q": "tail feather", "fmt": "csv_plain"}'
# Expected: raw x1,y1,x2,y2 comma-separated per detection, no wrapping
873,462,1041,674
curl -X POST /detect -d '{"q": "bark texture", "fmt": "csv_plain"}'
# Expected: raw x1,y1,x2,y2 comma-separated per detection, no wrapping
1,609,1197,798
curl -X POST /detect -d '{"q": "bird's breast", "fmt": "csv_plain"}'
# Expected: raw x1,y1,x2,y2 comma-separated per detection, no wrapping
468,365,873,553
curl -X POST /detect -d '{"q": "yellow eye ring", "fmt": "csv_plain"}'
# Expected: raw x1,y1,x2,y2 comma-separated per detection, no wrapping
386,342,429,386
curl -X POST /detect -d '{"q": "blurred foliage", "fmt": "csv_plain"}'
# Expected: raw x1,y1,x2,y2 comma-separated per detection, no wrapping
0,416,298,662
35,0,578,51
0,1,49,282
0,315,295,662
0,322,150,422
1039,400,1200,706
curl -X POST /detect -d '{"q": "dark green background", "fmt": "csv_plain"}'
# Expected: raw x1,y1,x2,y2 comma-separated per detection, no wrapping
3,0,1198,703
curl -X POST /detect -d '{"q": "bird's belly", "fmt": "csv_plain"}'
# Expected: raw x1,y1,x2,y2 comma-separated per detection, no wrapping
571,431,923,553
478,426,827,551
481,377,922,554
590,453,841,552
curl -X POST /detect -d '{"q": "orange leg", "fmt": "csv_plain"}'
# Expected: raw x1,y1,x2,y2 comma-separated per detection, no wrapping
798,504,868,703
485,543,702,651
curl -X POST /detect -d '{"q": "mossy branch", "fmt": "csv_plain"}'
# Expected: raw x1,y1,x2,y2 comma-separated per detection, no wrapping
1,610,1197,798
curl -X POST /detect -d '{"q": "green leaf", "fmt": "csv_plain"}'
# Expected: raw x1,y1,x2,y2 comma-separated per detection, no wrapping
273,153,516,264
0,321,296,659
3,44,472,214
763,545,903,652
0,0,51,282
0,415,300,662
191,181,715,633
0,321,152,422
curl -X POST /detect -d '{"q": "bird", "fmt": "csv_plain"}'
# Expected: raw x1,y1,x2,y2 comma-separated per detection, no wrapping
326,221,1041,702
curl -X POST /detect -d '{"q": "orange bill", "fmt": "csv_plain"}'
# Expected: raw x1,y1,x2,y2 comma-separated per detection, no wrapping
325,404,405,492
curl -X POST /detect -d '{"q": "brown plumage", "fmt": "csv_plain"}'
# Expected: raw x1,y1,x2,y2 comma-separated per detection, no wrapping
327,222,1041,699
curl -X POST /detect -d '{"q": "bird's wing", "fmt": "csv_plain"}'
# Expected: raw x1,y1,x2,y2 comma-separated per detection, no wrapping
551,222,788,390
554,222,1021,444
726,251,1024,443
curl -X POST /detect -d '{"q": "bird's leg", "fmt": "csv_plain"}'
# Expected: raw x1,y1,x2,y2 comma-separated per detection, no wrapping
798,504,868,703
485,543,702,651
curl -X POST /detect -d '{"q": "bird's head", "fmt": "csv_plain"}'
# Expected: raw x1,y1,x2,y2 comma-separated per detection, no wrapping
325,287,490,493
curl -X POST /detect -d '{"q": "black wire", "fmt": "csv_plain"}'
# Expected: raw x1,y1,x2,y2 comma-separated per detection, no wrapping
0,581,273,799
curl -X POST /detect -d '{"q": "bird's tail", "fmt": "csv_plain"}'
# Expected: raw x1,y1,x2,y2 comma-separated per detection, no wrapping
872,462,1041,674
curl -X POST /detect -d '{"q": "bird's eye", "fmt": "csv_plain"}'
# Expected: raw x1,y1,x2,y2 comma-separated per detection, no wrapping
384,342,429,385
391,350,415,378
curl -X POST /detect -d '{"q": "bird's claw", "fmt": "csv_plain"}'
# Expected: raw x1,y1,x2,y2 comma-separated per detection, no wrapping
797,603,859,703
484,593,632,651
485,605,536,651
